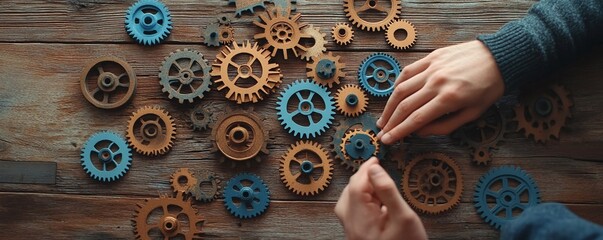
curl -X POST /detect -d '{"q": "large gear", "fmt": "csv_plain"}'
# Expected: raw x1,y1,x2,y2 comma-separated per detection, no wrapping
306,52,346,88
224,173,270,219
132,192,205,240
514,84,573,144
343,0,401,32
335,84,368,117
332,114,386,171
299,24,327,61
228,0,266,16
455,106,506,165
189,169,222,203
332,23,354,46
127,106,176,156
202,23,221,47
474,166,540,230
81,131,132,182
170,168,197,194
190,105,212,131
253,7,307,59
80,56,137,109
358,53,401,97
386,19,417,50
401,152,463,214
211,41,283,104
125,0,172,46
280,141,333,196
276,79,336,139
159,48,212,104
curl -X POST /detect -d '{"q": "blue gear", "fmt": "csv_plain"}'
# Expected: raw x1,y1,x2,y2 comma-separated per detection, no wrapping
276,79,335,139
474,166,540,230
316,59,336,79
81,131,132,182
125,0,173,46
332,114,386,171
344,132,376,160
358,53,401,97
224,173,270,219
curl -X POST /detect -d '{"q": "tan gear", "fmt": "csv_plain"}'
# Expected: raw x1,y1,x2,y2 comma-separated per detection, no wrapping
253,7,308,59
126,106,176,156
343,0,401,32
306,52,346,88
170,168,197,194
219,25,235,44
280,141,333,196
340,129,380,171
386,19,417,50
335,84,368,117
80,56,136,109
331,23,354,45
299,24,327,61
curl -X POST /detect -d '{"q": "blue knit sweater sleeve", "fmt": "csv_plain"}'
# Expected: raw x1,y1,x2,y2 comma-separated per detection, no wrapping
477,0,603,93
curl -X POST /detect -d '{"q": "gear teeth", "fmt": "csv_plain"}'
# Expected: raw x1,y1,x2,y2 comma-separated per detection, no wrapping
385,19,417,50
132,192,204,238
126,106,176,156
358,53,401,97
332,23,354,45
124,0,172,46
332,114,385,172
299,24,327,61
81,131,132,182
306,52,346,88
224,173,270,219
343,0,401,32
202,23,222,47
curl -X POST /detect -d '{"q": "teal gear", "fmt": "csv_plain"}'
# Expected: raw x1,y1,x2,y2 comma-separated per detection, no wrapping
125,0,172,46
224,173,270,219
159,49,212,103
344,132,377,160
81,131,132,182
358,53,401,97
332,114,385,171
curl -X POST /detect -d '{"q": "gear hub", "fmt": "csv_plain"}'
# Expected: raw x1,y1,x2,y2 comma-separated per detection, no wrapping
306,52,346,88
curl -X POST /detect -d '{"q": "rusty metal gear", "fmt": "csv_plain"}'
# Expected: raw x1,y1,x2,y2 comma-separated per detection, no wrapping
299,24,327,61
455,106,506,166
280,141,333,196
211,41,283,104
335,84,368,117
306,52,346,88
402,152,463,214
80,56,136,109
386,19,417,50
170,168,197,194
189,169,222,202
202,23,221,47
219,25,235,44
132,191,204,240
190,105,212,131
514,84,573,144
332,23,354,46
253,7,308,59
159,48,212,104
217,14,232,25
126,106,176,156
340,129,380,170
344,0,401,32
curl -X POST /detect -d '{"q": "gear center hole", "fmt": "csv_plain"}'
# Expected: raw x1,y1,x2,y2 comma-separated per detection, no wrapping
299,101,314,115
162,216,178,232
369,0,377,8
178,176,188,186
535,97,553,117
394,28,408,41
240,187,254,202
346,94,359,106
354,139,365,149
429,174,441,186
238,64,252,78
301,160,314,174
338,28,347,37
98,148,112,162
229,126,249,144
144,125,158,138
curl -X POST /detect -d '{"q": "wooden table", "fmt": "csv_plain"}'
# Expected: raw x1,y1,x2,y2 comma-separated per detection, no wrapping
1,0,602,239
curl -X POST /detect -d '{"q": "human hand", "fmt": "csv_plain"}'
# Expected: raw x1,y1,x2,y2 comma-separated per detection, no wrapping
376,40,504,144
335,157,427,240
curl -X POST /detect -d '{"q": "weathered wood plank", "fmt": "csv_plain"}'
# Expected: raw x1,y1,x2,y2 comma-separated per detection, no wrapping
0,160,56,184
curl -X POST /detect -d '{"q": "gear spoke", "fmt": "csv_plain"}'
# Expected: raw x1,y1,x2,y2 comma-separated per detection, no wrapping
97,65,105,74
102,93,109,103
514,183,527,195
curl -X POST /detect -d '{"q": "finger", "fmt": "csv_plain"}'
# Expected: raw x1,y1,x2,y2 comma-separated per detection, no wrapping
347,157,379,196
367,164,405,213
416,108,483,136
378,87,437,140
393,55,431,87
377,70,429,129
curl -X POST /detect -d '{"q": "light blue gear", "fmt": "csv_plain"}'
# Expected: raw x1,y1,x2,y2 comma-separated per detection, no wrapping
358,53,401,97
474,166,540,230
276,79,335,139
224,173,270,219
125,0,173,46
81,131,132,182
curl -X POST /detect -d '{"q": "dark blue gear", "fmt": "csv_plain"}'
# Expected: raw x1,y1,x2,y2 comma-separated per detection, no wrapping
276,79,335,139
81,131,132,182
332,114,386,171
344,132,376,160
316,59,336,79
224,173,270,219
474,166,540,230
125,0,173,46
358,53,401,97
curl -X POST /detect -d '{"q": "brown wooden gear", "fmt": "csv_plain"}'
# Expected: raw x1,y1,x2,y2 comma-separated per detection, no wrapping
331,23,354,45
126,106,176,156
80,56,136,109
386,19,417,50
280,140,333,196
402,152,463,214
343,0,401,32
219,25,235,44
170,168,197,194
299,24,327,61
211,41,282,104
335,84,368,117
306,52,346,88
253,7,308,59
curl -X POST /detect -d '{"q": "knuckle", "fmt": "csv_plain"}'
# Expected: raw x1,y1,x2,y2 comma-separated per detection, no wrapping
410,112,427,126
428,72,448,87
440,89,461,102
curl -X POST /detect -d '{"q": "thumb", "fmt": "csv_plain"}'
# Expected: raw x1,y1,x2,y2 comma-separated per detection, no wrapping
368,164,405,213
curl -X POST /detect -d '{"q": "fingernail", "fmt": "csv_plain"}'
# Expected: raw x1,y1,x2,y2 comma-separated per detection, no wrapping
376,118,383,127
381,133,391,144
376,131,384,139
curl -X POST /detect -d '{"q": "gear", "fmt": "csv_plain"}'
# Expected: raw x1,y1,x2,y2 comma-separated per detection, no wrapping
253,7,307,59
455,106,506,165
514,84,573,143
190,105,212,131
280,141,333,196
219,25,235,44
401,152,463,214
211,40,283,104
170,168,197,194
335,84,368,117
132,192,204,240
386,19,417,50
125,0,172,46
332,114,386,171
189,169,222,202
202,23,221,47
332,23,354,46
340,129,380,167
228,0,266,16
217,14,232,25
358,53,401,97
159,49,212,104
126,106,176,156
269,0,297,15
299,24,327,61
210,108,269,165
306,52,346,88
80,131,132,182
389,141,408,170
224,173,270,219
343,0,401,32
276,79,336,139
474,166,540,230
80,56,137,109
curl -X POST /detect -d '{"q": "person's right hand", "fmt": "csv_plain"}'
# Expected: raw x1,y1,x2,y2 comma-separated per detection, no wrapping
376,40,505,145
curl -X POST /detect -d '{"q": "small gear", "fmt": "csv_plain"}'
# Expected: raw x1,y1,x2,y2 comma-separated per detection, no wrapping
132,192,205,240
358,53,401,97
299,24,327,61
276,79,336,139
228,0,266,16
335,84,368,117
81,131,132,182
474,166,540,230
189,169,222,202
514,84,573,144
202,23,221,47
80,56,137,109
306,52,346,88
280,141,333,196
159,48,212,104
170,168,197,194
386,19,417,50
340,129,380,169
401,152,463,214
124,0,172,46
217,14,232,25
455,106,506,165
332,114,386,171
126,106,176,156
224,173,270,219
190,105,212,131
343,0,401,32
253,7,307,59
332,23,354,46
211,40,283,104
219,25,235,44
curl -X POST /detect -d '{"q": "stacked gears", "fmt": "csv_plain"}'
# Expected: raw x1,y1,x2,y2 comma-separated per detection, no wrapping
224,173,270,219
306,52,346,88
202,15,235,47
126,106,176,156
334,84,369,117
81,131,132,182
332,23,354,46
455,106,506,165
170,168,222,202
386,19,417,50
80,56,137,109
280,141,334,196
332,114,385,171
358,53,401,97
159,49,212,104
253,7,307,59
125,0,172,46
343,0,401,32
